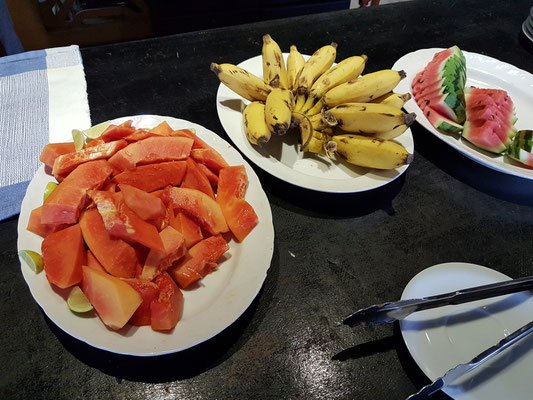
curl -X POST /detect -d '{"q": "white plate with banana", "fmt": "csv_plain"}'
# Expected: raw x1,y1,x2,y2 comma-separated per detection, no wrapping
213,35,415,193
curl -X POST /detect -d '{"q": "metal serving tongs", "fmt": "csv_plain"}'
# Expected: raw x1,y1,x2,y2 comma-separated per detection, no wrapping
406,319,533,399
342,275,533,327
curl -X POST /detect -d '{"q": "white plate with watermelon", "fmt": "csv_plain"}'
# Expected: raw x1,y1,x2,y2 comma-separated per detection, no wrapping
216,54,414,193
401,262,533,400
393,48,533,180
16,115,275,356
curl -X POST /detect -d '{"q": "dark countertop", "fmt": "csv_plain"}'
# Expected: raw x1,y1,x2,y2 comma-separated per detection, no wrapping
2,0,533,399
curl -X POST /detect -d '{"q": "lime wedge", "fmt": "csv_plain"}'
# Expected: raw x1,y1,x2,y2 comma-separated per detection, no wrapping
83,120,111,139
43,181,58,202
18,250,44,274
67,286,93,313
72,129,85,151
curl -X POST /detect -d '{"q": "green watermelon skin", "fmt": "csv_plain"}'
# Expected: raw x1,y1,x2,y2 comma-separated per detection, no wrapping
412,46,467,124
420,103,463,135
507,130,533,167
462,88,517,154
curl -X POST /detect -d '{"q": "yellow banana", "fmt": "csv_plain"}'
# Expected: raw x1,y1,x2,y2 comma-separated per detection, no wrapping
370,92,411,108
372,124,409,140
308,113,330,131
301,55,368,113
265,88,293,135
211,63,271,102
242,102,271,146
294,93,307,112
325,134,413,169
306,99,326,116
323,69,406,107
291,112,313,151
296,42,337,96
262,34,288,89
322,102,416,134
286,45,306,92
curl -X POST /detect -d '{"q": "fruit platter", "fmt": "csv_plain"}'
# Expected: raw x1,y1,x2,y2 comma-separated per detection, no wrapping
17,115,274,356
214,35,415,193
393,47,533,180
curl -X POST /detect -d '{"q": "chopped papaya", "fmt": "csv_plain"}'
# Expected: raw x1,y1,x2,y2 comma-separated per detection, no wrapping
79,208,138,278
118,184,166,221
108,136,193,171
41,160,113,225
27,206,69,238
112,161,186,192
190,148,229,174
149,121,174,136
168,235,229,288
122,278,160,326
167,187,228,235
181,157,215,199
52,139,128,176
81,266,143,330
100,123,136,142
39,142,76,170
41,224,86,288
150,272,183,331
88,190,165,253
196,163,219,190
169,210,203,249
140,226,186,281
217,166,258,242
86,249,106,273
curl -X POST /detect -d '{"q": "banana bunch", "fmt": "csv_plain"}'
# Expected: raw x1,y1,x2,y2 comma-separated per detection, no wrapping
210,35,416,170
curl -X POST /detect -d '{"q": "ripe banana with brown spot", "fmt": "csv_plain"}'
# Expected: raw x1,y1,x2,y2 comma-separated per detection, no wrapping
286,45,306,91
322,102,416,134
305,131,331,154
211,63,271,102
242,102,271,146
323,69,406,107
262,34,288,89
370,92,411,108
308,113,330,131
291,111,313,151
265,88,293,135
326,134,413,169
296,42,337,96
301,54,368,114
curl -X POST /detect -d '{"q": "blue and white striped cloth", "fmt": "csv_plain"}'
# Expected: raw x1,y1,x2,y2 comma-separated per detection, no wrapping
0,45,91,220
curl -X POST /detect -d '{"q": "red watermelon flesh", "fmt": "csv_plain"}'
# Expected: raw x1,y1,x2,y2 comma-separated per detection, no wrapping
420,102,463,135
462,87,517,152
462,119,507,153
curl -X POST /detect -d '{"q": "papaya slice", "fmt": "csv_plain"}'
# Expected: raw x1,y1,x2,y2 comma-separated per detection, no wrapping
41,224,86,289
150,272,183,331
52,139,128,176
81,266,143,330
88,190,165,252
181,158,215,199
122,278,160,326
190,148,229,174
140,226,186,281
167,187,228,235
217,166,258,242
39,142,76,170
42,160,113,225
112,161,187,193
108,136,193,171
169,210,203,249
118,184,166,221
79,208,138,278
27,206,69,238
168,235,229,288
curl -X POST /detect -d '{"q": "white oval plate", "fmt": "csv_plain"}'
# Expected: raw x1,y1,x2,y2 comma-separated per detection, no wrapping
16,115,274,356
400,262,533,399
215,54,414,193
393,48,533,180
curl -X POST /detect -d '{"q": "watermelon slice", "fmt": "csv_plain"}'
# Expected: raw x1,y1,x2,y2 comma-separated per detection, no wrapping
420,102,463,135
412,46,466,125
462,87,517,153
507,130,533,167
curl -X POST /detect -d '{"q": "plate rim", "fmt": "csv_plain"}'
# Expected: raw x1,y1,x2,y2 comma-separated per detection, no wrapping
215,53,414,194
16,114,275,356
392,47,533,181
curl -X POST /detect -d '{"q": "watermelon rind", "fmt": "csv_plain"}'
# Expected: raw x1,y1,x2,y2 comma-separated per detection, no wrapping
507,130,533,167
412,46,467,124
421,104,463,135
